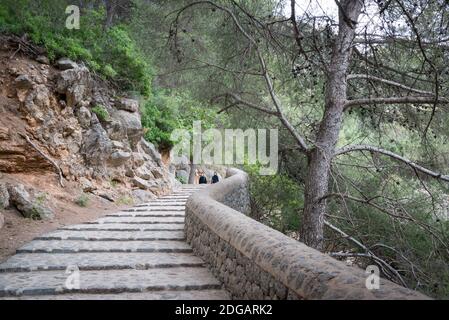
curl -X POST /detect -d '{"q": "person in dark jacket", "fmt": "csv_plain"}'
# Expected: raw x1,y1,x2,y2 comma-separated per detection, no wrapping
211,172,219,184
199,172,208,184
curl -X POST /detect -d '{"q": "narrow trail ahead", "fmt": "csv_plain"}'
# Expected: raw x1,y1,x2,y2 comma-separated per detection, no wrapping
0,185,230,300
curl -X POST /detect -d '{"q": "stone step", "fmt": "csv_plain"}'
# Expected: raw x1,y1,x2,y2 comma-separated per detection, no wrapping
95,216,185,224
172,191,198,194
122,207,185,212
138,202,186,206
158,196,190,198
150,203,187,206
160,194,192,197
121,209,186,214
125,205,186,208
0,252,203,272
35,230,185,241
181,186,206,188
0,267,222,297
136,201,186,205
1,289,230,300
106,213,185,218
17,240,192,254
169,194,195,197
143,203,186,207
60,223,184,231
105,211,185,217
159,195,191,198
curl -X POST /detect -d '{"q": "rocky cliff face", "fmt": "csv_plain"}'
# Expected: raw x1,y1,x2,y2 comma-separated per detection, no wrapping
0,46,178,220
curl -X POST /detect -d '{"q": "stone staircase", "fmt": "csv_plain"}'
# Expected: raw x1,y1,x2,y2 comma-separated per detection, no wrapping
0,185,230,300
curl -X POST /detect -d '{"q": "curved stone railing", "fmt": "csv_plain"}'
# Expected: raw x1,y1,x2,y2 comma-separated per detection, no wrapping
185,168,429,300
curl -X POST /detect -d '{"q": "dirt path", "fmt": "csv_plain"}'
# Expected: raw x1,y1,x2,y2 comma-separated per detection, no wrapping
0,170,140,262
0,198,129,262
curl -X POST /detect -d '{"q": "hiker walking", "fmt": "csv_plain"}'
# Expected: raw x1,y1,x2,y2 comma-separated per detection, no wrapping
211,172,220,184
194,169,200,184
199,171,208,184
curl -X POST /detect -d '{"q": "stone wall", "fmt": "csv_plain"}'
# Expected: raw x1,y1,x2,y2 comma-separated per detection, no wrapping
185,169,429,300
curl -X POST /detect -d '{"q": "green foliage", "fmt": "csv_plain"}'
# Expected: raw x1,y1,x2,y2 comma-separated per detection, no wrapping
0,0,151,95
102,64,118,78
141,90,179,150
75,193,89,207
326,154,449,299
91,105,110,121
141,89,219,149
29,206,44,220
34,193,48,206
176,175,188,185
245,164,303,233
100,25,152,96
116,195,134,206
109,179,120,189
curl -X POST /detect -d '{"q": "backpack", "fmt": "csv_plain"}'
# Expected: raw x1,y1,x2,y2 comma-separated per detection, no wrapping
199,176,207,184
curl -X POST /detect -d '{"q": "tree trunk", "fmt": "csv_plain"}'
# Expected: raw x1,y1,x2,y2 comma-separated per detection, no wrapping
188,164,197,184
300,0,363,250
104,0,116,29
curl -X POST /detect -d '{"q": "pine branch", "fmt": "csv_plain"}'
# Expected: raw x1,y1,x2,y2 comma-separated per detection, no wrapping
344,96,449,109
334,144,449,182
347,74,435,96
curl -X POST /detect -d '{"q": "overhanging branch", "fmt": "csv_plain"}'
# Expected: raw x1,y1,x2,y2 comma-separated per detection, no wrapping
324,220,407,286
344,96,449,109
347,74,435,96
334,144,449,182
170,0,310,153
321,193,413,221
213,93,279,116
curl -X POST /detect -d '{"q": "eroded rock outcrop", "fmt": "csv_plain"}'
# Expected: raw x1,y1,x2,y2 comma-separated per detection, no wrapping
7,184,54,220
0,52,177,208
0,182,9,209
116,98,139,113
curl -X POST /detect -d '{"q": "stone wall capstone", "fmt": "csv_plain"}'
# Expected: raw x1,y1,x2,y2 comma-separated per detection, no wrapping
184,168,430,300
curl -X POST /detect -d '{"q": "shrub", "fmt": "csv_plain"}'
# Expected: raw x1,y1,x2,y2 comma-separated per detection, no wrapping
141,89,219,149
75,193,89,207
29,206,44,220
116,196,134,206
35,193,48,206
245,164,303,233
176,175,187,184
102,26,152,96
0,1,152,96
91,105,110,121
109,179,122,189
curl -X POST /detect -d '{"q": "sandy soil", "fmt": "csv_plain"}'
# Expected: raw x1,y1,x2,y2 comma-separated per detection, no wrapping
0,173,130,262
